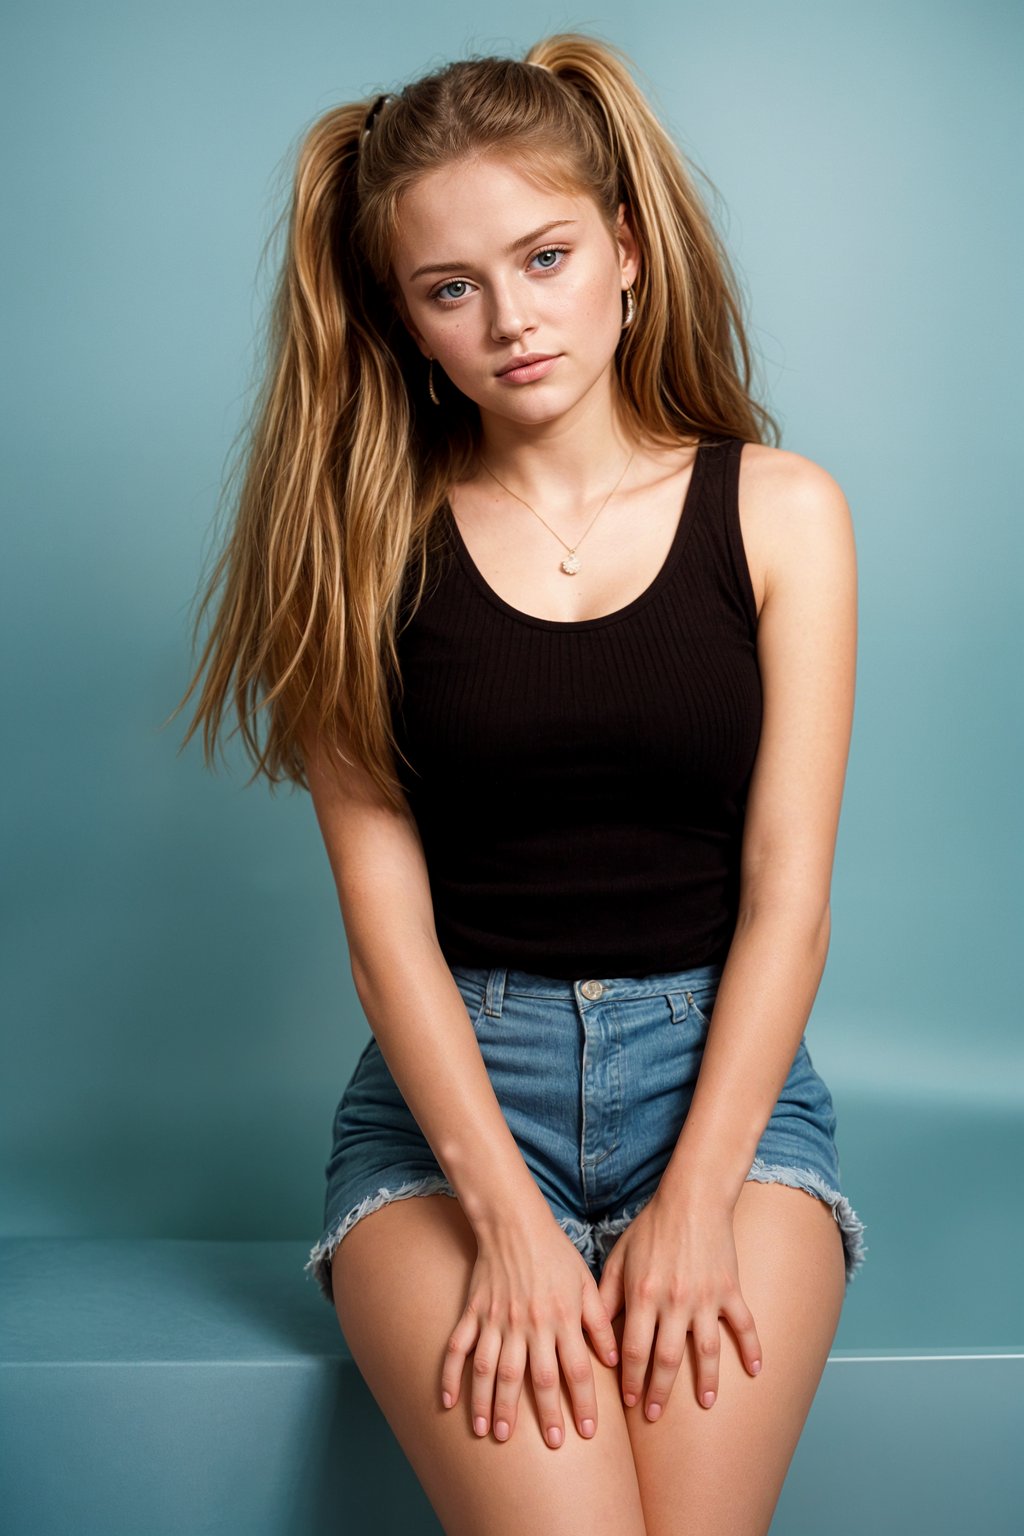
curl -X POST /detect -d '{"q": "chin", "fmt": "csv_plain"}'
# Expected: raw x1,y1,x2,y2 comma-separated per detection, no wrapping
489,393,576,421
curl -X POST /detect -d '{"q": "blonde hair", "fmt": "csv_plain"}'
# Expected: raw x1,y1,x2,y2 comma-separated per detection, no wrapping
170,31,780,812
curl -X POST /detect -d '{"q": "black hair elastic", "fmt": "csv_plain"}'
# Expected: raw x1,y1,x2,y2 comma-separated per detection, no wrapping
361,92,393,142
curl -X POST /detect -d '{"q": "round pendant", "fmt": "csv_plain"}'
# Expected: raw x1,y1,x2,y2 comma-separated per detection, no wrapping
560,553,582,575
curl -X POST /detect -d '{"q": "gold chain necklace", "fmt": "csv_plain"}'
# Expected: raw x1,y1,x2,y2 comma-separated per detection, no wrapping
477,448,636,576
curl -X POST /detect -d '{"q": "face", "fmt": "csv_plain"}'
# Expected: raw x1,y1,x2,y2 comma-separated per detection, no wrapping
390,154,639,426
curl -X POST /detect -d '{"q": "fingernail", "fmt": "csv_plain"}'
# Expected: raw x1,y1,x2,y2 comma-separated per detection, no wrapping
581,1418,595,1436
494,1420,509,1440
751,1359,762,1374
609,1348,619,1364
702,1390,716,1407
547,1425,563,1448
474,1416,487,1435
442,1391,453,1408
624,1392,637,1406
647,1402,661,1421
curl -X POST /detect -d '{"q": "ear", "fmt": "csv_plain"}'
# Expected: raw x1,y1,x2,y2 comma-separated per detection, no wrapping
613,201,640,289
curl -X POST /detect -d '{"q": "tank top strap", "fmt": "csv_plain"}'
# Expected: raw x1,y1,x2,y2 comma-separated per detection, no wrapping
670,434,757,637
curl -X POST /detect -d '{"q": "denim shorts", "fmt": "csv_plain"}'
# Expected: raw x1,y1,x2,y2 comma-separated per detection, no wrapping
305,962,867,1304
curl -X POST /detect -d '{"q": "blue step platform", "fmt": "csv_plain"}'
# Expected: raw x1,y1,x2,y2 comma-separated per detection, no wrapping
1,1093,1021,1534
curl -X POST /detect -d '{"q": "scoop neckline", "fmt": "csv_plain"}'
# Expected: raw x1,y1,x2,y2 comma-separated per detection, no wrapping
442,437,708,633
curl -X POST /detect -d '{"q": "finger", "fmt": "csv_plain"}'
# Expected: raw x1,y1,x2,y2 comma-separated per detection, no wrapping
492,1331,527,1443
596,1258,625,1336
723,1293,763,1377
691,1310,723,1409
470,1321,503,1436
440,1307,479,1409
528,1337,567,1449
557,1326,599,1440
619,1304,657,1408
582,1282,620,1369
642,1314,688,1422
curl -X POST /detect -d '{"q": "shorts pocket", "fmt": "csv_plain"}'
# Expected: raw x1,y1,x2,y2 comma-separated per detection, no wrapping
450,968,488,1031
684,983,717,1028
666,983,717,1030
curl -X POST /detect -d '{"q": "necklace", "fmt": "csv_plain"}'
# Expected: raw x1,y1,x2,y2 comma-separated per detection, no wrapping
477,447,636,575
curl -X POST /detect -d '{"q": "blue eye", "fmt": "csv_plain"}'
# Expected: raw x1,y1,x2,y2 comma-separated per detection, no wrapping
430,246,570,307
435,278,470,304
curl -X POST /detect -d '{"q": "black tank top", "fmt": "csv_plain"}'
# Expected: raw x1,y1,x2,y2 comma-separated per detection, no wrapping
391,434,762,978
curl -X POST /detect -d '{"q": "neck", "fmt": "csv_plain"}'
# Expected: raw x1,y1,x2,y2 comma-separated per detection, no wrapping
474,377,641,511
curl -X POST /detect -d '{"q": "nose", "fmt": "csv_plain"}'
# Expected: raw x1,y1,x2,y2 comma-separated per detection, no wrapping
488,279,533,344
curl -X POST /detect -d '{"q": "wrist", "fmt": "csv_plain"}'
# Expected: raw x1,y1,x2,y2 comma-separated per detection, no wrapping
656,1159,744,1216
466,1181,555,1241
442,1144,554,1239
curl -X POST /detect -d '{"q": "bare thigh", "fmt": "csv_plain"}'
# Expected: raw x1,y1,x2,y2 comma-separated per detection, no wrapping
330,1192,648,1536
620,1180,847,1536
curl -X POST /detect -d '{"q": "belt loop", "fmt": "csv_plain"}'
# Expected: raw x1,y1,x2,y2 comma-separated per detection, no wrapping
667,989,689,1025
484,968,507,1018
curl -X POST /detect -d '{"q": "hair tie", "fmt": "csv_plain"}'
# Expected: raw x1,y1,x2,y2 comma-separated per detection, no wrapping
360,92,393,148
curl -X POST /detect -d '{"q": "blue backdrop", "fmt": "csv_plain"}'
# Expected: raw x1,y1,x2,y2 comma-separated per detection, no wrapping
2,1,1020,1280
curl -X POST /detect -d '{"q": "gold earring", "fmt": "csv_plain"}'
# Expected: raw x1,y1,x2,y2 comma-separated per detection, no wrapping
621,283,636,329
428,357,440,406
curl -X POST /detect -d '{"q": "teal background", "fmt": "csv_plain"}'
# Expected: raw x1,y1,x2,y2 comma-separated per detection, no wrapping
2,0,1021,1300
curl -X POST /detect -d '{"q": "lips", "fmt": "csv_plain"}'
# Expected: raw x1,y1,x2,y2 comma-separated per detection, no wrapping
496,352,558,376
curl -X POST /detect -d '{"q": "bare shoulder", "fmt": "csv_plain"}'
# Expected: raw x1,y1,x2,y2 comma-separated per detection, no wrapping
736,442,856,618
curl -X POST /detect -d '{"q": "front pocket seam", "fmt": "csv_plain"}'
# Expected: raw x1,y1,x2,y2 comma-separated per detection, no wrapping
458,989,488,1031
686,990,712,1027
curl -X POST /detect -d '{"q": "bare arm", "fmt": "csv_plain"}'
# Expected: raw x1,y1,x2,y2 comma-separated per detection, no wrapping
300,712,620,1450
300,719,552,1241
593,444,857,1424
658,445,858,1210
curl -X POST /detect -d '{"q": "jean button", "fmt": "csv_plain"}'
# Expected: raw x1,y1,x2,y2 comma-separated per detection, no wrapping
580,979,604,1000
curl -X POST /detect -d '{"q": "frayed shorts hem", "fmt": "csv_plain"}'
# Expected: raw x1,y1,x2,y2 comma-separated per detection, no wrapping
305,1174,458,1304
744,1156,868,1285
304,1158,867,1306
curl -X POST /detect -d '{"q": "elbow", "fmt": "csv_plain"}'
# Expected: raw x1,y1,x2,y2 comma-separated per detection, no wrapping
348,920,442,1005
349,950,373,1003
735,893,832,952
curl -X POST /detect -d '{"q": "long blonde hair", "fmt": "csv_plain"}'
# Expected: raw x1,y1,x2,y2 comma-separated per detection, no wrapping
170,31,780,813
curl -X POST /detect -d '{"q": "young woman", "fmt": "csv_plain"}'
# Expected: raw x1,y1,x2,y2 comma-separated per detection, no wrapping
177,31,866,1536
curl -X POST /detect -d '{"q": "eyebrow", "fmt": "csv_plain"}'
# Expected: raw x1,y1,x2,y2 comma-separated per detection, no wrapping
407,220,579,283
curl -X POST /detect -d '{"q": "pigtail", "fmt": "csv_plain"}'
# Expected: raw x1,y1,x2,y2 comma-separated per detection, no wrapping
528,34,779,446
172,96,420,811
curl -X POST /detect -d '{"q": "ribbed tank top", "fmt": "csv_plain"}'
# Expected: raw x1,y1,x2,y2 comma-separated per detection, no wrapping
390,434,762,979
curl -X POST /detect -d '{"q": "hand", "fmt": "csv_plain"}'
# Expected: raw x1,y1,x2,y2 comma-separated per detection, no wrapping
597,1191,763,1420
440,1213,620,1448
